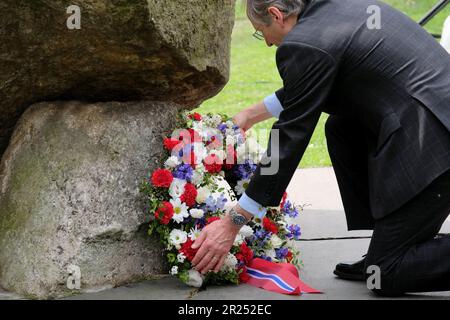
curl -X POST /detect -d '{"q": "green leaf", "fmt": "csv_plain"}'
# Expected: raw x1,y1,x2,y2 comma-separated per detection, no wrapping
167,253,177,264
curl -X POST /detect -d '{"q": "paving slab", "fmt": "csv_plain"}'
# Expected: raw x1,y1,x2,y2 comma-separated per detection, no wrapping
287,168,344,211
296,209,449,239
296,209,373,239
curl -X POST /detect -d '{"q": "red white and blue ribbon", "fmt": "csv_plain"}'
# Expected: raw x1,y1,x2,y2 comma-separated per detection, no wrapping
242,258,321,295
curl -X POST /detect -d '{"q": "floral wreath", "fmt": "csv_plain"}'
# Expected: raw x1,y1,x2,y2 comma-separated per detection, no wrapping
141,111,304,290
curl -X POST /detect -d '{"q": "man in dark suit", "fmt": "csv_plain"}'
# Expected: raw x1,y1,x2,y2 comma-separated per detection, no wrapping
191,0,450,296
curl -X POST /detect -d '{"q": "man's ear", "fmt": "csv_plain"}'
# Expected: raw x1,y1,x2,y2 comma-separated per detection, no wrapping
267,6,284,24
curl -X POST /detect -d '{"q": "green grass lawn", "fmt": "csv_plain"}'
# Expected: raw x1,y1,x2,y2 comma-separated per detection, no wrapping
194,0,449,168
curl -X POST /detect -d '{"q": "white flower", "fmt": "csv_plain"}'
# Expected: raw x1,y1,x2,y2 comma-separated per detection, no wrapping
196,186,211,204
220,253,238,272
190,208,204,219
235,178,250,196
266,249,277,260
169,178,187,199
239,225,254,238
236,137,263,164
169,229,188,250
188,225,201,241
233,233,245,246
177,253,186,263
192,121,207,138
236,144,249,163
170,266,179,275
195,162,206,174
279,216,297,232
210,149,226,161
225,132,237,145
208,115,223,127
170,198,189,223
226,120,235,128
270,234,283,249
192,143,208,162
185,269,204,288
191,170,204,186
252,217,263,227
248,137,264,153
164,156,181,169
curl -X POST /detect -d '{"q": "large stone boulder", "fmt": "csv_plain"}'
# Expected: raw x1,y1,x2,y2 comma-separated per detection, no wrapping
0,0,235,159
0,100,186,299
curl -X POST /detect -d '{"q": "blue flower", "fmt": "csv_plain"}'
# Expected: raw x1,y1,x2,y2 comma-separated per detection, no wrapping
282,200,300,218
196,216,207,229
204,194,228,213
215,193,228,211
217,123,228,133
275,247,289,260
234,160,257,180
237,134,246,144
286,224,302,240
259,254,272,262
254,229,268,240
251,229,273,250
173,164,193,182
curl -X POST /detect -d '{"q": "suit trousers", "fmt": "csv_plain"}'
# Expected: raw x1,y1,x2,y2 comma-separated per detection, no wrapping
325,115,375,230
326,115,450,296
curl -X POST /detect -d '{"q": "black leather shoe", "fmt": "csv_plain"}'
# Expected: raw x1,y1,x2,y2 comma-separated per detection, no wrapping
333,256,366,281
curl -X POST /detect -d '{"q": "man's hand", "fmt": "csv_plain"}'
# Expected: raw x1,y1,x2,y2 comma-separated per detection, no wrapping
191,205,253,274
232,100,274,133
232,109,254,133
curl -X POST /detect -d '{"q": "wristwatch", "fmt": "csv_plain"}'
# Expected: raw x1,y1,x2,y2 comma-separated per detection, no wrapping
229,207,252,227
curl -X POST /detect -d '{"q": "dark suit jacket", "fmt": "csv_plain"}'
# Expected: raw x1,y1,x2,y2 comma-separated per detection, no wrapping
245,0,450,219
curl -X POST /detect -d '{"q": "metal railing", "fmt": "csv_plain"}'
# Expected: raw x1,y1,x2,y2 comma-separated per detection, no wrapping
418,0,449,38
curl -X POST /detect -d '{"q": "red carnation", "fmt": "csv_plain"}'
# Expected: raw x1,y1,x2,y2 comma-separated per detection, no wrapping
180,183,198,208
224,144,237,170
164,138,182,151
180,238,198,262
154,201,174,225
206,216,221,225
286,250,293,263
263,217,278,234
280,192,288,209
188,113,202,121
235,242,254,265
151,169,173,188
238,266,250,283
204,154,223,173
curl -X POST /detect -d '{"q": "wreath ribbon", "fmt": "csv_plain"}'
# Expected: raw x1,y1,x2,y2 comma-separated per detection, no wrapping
241,258,322,295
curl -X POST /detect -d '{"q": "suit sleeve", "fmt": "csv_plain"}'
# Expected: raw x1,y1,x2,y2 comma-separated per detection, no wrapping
275,87,285,106
244,42,338,207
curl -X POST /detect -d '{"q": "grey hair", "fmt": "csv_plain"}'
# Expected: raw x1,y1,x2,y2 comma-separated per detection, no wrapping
246,0,306,25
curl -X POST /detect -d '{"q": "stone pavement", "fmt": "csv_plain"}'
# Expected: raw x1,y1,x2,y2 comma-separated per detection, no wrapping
1,168,449,300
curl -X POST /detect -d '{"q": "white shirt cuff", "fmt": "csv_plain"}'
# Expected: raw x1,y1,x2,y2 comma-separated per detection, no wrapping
238,192,267,220
263,93,283,119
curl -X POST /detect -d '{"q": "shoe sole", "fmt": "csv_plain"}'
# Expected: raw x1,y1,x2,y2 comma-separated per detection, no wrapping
333,269,366,281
